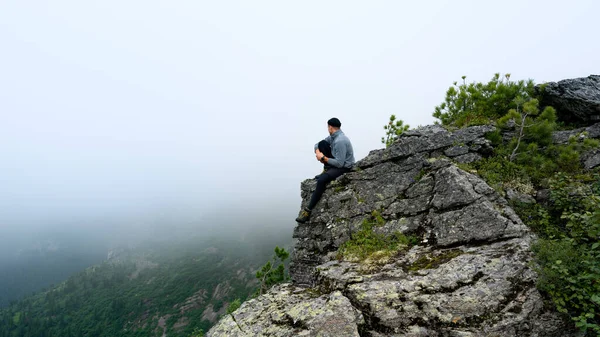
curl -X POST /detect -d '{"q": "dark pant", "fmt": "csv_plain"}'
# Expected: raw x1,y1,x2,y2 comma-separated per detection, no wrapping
308,141,351,210
317,140,334,170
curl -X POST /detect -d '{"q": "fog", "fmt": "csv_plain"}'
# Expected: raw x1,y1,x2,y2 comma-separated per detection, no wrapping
1,1,599,259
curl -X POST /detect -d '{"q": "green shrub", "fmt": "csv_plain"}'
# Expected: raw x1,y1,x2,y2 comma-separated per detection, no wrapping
337,211,417,261
533,238,600,334
468,156,531,192
485,130,503,146
189,327,204,337
407,250,463,272
497,97,557,162
548,173,600,242
427,73,600,334
512,171,600,333
255,246,289,295
226,298,241,315
433,73,535,127
381,114,410,147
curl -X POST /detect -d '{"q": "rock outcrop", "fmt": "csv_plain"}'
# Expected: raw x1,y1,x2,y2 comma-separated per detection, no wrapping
538,74,600,125
208,125,576,336
551,122,600,169
552,121,600,144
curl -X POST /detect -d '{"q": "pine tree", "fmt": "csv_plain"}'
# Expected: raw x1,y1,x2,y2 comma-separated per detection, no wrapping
497,97,556,162
381,115,409,147
255,247,289,295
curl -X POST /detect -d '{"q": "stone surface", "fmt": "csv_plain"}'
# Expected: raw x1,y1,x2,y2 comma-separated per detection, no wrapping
208,125,577,337
206,284,364,337
552,122,600,144
538,74,600,125
506,188,536,204
469,137,494,155
356,125,495,168
582,148,600,169
444,145,469,157
453,152,482,163
315,237,569,337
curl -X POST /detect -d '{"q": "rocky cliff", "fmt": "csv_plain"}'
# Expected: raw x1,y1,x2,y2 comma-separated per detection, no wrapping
207,123,583,337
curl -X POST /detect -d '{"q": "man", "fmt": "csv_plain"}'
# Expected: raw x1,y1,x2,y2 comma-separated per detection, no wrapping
296,118,355,223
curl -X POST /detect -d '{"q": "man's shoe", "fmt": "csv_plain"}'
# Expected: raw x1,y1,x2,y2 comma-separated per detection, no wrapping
295,208,312,223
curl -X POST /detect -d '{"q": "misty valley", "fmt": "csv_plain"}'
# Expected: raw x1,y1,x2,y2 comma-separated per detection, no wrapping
0,229,292,337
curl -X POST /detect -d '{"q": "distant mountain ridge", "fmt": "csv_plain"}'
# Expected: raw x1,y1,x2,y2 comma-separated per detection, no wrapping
0,239,107,308
0,236,291,337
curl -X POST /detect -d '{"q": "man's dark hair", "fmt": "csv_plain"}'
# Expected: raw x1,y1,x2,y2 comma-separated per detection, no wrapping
327,118,341,128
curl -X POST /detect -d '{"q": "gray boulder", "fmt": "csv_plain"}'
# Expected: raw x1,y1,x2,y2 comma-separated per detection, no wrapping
538,74,600,125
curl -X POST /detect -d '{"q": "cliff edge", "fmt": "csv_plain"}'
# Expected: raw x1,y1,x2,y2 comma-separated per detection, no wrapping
208,124,580,336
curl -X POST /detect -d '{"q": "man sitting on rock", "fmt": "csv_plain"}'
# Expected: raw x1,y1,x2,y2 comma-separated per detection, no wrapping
296,118,355,223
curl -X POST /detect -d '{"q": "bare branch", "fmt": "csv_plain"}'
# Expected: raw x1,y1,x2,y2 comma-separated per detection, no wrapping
510,113,528,162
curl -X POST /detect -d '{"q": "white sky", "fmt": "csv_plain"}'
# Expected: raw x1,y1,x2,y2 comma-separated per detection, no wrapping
0,0,598,240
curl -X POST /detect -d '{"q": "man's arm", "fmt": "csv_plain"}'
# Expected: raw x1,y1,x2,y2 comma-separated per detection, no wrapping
325,139,348,168
314,136,332,152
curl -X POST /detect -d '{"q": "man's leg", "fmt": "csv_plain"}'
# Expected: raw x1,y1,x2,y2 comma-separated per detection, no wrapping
296,167,351,223
317,140,334,171
307,172,335,210
309,167,350,209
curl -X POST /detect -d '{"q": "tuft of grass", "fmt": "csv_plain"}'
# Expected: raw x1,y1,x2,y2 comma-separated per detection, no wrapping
337,211,417,262
407,249,463,272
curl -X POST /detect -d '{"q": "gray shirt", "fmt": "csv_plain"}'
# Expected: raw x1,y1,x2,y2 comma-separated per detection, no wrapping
314,130,355,169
